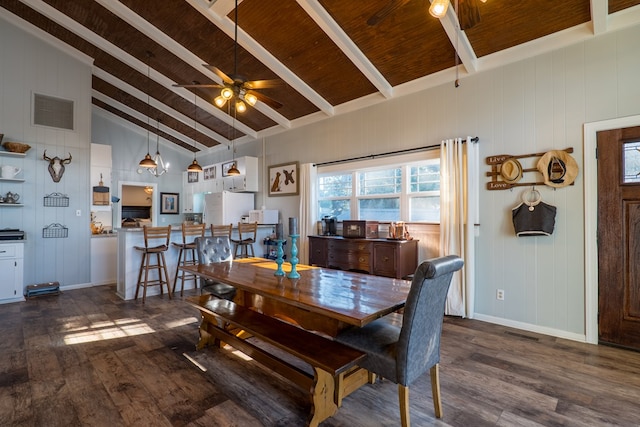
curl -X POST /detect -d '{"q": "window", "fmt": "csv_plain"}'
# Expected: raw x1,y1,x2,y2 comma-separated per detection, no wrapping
317,152,440,223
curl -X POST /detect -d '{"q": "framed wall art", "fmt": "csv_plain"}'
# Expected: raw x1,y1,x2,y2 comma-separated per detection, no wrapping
203,165,216,180
268,161,299,197
187,171,199,183
160,192,179,214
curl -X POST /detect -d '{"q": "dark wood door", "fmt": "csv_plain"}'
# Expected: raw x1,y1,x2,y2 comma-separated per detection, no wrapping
597,126,640,349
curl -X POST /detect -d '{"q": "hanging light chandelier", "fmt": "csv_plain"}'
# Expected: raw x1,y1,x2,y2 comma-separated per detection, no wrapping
187,88,203,172
149,118,169,177
139,51,157,169
226,103,241,176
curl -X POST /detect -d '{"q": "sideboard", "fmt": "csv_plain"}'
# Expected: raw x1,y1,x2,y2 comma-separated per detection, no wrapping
308,235,418,279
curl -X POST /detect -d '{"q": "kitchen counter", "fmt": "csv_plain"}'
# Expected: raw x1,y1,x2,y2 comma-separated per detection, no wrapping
91,232,117,238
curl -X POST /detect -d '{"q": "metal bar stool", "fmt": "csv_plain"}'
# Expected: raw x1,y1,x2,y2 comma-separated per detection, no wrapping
231,221,258,258
172,222,206,296
134,225,172,304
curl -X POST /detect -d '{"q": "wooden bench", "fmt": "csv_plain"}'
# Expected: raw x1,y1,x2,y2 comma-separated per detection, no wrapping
186,294,366,427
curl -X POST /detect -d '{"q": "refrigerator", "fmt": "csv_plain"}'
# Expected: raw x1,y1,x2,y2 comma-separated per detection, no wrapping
203,191,255,226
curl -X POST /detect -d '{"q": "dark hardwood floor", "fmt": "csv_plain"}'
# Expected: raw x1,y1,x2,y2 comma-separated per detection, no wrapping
2,284,640,426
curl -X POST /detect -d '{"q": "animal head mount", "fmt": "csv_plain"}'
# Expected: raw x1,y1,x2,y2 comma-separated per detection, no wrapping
43,150,72,182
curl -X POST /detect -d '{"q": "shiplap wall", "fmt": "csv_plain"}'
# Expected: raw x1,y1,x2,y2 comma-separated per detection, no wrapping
259,23,640,340
0,16,93,289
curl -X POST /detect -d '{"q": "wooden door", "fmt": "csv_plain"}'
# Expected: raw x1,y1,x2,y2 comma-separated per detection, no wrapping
597,126,640,349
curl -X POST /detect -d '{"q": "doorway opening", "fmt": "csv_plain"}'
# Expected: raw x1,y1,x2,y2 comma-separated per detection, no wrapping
116,181,158,228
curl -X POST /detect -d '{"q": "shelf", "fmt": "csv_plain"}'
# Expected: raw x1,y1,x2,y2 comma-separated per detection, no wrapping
0,151,26,158
0,204,23,207
0,178,25,183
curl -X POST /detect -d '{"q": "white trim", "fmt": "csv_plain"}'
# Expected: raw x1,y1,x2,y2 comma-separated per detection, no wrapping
473,314,586,343
583,114,640,344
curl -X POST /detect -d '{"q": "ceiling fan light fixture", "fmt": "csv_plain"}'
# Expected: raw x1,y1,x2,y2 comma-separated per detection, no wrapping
221,87,234,100
244,92,258,106
429,0,449,18
214,96,227,108
235,100,247,113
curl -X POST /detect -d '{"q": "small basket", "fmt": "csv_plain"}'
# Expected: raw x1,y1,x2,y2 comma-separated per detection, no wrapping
2,142,31,153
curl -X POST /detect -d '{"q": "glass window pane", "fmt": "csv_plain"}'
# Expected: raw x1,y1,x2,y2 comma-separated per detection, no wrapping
410,196,440,222
318,174,352,198
319,199,350,221
358,198,400,221
623,141,640,183
409,162,440,192
358,168,401,195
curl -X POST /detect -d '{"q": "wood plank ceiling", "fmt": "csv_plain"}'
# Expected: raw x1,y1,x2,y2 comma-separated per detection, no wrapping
1,0,639,155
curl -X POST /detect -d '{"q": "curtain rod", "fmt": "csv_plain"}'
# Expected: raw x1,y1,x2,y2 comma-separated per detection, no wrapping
313,136,478,167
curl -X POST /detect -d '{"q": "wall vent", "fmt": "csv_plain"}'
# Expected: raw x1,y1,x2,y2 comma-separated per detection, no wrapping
33,93,74,131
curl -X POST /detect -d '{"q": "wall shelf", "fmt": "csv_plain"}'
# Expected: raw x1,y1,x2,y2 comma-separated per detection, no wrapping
0,204,24,207
0,178,25,183
0,151,27,158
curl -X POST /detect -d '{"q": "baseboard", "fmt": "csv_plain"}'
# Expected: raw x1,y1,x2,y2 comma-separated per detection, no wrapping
473,313,587,343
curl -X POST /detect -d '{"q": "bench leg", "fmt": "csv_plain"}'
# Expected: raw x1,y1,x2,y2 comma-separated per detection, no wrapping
308,367,338,427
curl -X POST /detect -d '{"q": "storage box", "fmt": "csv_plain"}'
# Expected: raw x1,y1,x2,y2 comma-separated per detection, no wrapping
342,220,379,238
248,209,279,224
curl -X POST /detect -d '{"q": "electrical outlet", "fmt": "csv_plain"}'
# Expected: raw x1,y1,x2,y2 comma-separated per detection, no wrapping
76,209,81,217
496,289,505,300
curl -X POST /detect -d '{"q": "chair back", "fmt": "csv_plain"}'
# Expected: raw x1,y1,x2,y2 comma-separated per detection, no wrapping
195,236,233,264
397,255,464,386
182,222,206,244
237,221,258,241
143,225,171,249
210,224,232,239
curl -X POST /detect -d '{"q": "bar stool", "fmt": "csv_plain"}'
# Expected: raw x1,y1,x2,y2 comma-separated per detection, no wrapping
134,225,172,304
230,221,258,258
210,223,232,239
172,222,206,296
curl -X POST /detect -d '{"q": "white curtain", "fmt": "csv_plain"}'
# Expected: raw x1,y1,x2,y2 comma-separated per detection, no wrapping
298,163,317,265
440,137,478,318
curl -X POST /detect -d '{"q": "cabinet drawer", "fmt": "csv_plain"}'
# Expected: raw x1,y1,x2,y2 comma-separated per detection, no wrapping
373,244,397,277
0,244,18,258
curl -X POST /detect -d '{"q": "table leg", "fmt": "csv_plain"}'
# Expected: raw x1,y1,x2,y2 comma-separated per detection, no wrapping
308,367,338,427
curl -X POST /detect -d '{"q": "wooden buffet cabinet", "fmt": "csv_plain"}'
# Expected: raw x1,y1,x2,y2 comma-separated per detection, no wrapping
308,235,418,279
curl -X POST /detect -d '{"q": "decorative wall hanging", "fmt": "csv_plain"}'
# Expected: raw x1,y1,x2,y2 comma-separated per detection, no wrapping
43,192,69,207
43,150,72,182
43,223,68,238
268,161,299,197
160,192,179,214
485,147,575,190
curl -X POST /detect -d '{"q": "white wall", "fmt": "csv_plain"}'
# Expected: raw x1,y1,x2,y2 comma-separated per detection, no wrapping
0,15,93,289
257,23,640,341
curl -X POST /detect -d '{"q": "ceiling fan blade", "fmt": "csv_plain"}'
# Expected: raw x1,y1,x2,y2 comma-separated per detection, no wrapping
367,0,412,26
458,0,481,30
202,64,234,85
250,91,282,109
244,79,282,90
172,83,223,88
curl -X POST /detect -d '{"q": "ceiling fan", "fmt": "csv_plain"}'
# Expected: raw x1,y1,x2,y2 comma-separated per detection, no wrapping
367,0,484,31
174,0,282,111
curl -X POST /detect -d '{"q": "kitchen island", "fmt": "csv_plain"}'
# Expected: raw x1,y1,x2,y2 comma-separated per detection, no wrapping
116,224,276,300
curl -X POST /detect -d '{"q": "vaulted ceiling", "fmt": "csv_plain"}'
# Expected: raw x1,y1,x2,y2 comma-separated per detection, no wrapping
2,0,640,155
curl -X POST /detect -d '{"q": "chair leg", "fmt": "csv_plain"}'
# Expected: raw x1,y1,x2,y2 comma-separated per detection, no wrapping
430,364,443,418
135,252,146,301
160,251,172,299
173,247,184,294
143,253,151,304
398,384,410,427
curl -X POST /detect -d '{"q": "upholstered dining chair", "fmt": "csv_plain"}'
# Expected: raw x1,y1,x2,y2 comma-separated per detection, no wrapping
335,255,464,426
195,235,236,301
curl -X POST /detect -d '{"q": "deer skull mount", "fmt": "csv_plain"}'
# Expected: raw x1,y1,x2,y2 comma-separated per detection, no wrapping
43,150,72,182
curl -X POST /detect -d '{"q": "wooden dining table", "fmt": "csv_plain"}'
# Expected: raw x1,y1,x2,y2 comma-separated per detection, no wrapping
181,257,412,337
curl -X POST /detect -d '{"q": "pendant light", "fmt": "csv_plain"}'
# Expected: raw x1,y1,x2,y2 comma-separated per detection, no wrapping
226,103,241,176
187,88,203,172
429,0,449,18
149,118,169,177
139,51,157,169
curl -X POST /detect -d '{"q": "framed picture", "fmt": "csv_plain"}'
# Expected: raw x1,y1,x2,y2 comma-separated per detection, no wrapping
268,161,299,197
203,165,216,180
187,171,199,183
222,161,236,177
160,192,179,214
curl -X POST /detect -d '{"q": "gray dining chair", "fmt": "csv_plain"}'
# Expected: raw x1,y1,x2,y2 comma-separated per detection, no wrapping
335,255,464,426
195,236,236,301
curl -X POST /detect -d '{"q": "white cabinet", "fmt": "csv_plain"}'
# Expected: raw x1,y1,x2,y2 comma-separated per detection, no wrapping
182,171,195,213
0,242,24,303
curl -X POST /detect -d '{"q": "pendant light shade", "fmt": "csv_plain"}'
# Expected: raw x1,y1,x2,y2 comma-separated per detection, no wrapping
227,162,240,176
186,88,203,172
139,51,157,168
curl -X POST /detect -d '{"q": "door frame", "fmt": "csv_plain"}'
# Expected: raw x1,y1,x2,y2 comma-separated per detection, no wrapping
584,114,640,344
